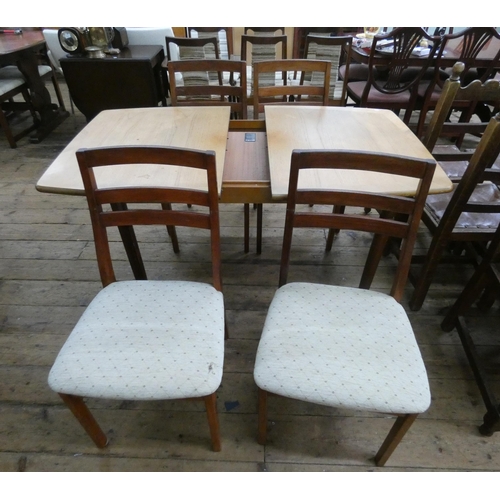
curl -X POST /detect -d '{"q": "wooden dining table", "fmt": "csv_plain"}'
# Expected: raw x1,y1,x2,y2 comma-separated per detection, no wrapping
0,29,68,142
36,104,452,263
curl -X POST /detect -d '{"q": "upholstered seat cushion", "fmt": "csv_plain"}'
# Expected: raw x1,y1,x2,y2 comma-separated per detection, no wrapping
347,80,413,104
48,280,224,400
254,282,431,414
0,76,25,95
424,181,500,231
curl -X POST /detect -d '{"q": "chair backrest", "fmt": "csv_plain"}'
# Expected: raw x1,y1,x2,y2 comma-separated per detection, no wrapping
436,27,500,84
168,59,248,118
165,36,221,86
125,27,174,54
165,35,220,62
279,150,436,301
253,59,331,118
187,27,233,59
76,146,222,291
423,62,500,157
364,27,439,98
240,34,287,65
302,35,353,105
244,28,285,35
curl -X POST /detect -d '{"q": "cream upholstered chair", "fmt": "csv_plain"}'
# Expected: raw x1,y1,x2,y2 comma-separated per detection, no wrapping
48,145,225,451
254,149,436,466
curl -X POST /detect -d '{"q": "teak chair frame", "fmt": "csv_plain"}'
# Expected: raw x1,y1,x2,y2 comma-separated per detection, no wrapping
49,145,224,452
302,34,353,106
168,59,247,118
252,59,331,118
255,149,436,466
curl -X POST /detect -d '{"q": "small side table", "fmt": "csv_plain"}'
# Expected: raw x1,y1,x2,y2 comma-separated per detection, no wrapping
60,45,166,121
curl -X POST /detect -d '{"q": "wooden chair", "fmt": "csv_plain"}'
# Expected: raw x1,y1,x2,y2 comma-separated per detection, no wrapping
240,34,287,102
254,149,436,466
440,222,500,436
168,59,247,117
47,145,225,451
416,27,500,139
0,71,37,148
187,27,234,60
346,27,439,124
252,59,331,118
421,61,500,182
250,58,331,252
408,110,500,311
164,36,222,91
301,34,353,106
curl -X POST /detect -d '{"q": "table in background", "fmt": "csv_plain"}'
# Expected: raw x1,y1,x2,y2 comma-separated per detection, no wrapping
0,29,68,142
60,45,166,122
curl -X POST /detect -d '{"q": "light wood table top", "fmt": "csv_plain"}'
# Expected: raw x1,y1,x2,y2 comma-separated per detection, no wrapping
265,106,453,200
36,106,231,195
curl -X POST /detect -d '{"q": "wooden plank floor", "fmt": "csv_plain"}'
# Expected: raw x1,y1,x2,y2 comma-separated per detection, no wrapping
1,82,500,472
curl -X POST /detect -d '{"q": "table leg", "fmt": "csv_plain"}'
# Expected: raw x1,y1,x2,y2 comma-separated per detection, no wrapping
16,48,68,143
111,203,147,280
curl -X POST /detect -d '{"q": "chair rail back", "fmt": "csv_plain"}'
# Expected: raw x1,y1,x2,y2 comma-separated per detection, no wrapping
279,150,436,301
252,59,331,117
168,59,248,118
76,146,222,291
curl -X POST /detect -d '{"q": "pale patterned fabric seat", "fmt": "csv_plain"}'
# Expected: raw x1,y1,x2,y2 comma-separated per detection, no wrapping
47,145,225,451
48,281,224,400
254,282,430,414
253,149,437,466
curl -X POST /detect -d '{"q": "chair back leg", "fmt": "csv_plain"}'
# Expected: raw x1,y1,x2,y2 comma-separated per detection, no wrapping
204,393,221,452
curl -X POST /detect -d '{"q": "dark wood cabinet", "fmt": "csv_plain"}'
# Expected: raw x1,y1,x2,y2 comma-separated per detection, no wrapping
60,45,165,121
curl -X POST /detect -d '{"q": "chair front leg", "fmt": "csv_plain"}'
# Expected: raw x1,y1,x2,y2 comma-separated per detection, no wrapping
257,388,268,445
58,393,108,448
374,413,418,466
204,393,221,452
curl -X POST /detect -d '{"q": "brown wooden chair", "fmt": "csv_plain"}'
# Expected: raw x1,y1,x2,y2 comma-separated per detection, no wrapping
416,27,500,140
187,27,234,60
164,36,222,91
47,145,225,451
240,33,287,102
168,58,247,118
347,27,439,124
408,109,500,311
0,70,37,148
254,149,436,466
252,59,331,118
421,61,500,182
440,222,500,436
301,34,353,106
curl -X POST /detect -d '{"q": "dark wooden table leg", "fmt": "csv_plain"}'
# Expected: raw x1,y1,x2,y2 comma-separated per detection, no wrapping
16,48,68,143
111,203,147,280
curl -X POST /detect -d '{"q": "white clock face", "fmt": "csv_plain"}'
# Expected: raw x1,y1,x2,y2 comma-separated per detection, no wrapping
59,30,79,52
